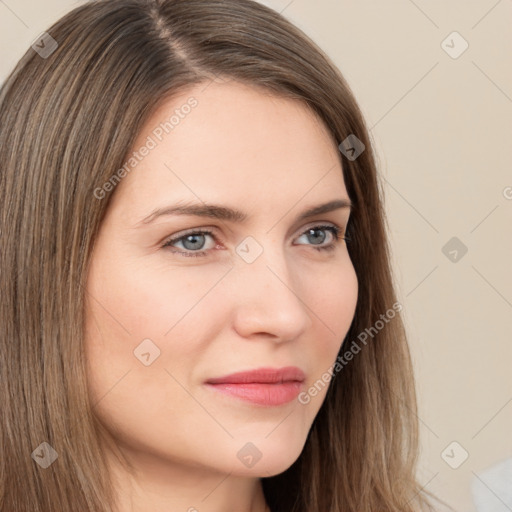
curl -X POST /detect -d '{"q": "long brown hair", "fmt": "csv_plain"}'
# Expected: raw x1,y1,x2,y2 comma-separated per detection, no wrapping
0,1,446,510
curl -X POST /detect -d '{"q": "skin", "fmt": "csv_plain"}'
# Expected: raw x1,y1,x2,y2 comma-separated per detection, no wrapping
84,78,358,512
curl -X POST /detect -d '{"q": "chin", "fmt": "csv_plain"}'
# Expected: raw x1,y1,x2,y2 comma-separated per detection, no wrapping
226,433,307,478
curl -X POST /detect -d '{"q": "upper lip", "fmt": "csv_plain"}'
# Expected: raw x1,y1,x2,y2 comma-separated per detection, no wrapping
205,366,306,384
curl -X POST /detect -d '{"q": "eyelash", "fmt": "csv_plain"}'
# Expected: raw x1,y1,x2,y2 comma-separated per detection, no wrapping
161,224,350,258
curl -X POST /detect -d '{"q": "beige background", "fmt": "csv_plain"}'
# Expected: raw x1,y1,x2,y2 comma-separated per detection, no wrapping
1,1,511,510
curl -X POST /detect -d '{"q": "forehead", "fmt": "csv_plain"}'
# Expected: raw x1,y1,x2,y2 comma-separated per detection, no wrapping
109,80,347,222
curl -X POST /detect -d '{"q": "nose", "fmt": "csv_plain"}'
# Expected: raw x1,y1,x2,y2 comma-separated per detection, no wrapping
229,245,313,342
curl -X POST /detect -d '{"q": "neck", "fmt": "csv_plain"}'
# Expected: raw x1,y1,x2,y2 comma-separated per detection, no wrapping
106,445,270,512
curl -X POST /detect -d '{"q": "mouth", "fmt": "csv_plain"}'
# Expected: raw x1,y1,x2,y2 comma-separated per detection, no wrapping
204,366,305,407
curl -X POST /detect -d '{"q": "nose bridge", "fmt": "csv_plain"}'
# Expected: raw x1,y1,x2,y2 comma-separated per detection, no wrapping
230,234,312,338
236,233,292,293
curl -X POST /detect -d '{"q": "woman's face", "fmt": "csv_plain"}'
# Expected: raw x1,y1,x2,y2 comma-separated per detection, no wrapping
85,79,358,479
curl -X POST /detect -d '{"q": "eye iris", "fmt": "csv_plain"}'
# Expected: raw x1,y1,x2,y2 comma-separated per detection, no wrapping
307,228,327,245
182,234,206,250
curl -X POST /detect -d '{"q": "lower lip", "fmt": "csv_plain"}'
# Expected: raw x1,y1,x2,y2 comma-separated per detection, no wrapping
205,382,303,406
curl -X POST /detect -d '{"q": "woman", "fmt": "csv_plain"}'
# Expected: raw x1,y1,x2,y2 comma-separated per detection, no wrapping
0,0,446,510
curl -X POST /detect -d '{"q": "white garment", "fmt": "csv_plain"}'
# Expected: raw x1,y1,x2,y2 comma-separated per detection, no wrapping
471,458,512,512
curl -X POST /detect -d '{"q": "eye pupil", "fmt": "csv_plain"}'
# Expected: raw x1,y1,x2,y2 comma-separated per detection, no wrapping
183,234,205,250
307,228,327,245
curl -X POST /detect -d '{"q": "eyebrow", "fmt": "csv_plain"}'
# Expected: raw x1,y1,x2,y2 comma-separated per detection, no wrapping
137,198,353,226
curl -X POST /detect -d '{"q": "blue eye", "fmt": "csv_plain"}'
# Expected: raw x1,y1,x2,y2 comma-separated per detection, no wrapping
162,230,216,258
296,225,342,252
162,224,349,258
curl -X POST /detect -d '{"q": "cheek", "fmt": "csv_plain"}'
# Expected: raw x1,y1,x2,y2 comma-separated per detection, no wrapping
298,258,358,405
98,261,231,337
82,258,230,405
304,255,358,341
82,274,208,455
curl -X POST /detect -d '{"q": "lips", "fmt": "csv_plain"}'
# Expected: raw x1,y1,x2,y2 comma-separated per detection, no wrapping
206,366,306,385
205,366,305,406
